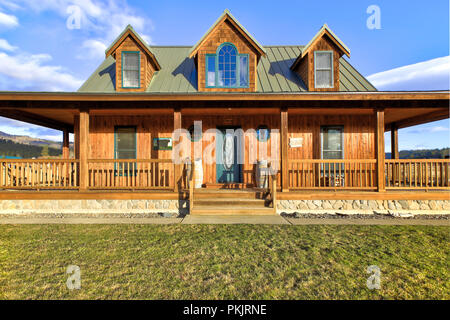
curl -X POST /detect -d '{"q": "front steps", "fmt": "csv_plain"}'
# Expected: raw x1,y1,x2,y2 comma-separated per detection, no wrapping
190,189,276,215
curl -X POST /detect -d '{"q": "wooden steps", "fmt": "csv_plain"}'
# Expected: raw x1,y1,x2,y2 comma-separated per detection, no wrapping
190,189,275,216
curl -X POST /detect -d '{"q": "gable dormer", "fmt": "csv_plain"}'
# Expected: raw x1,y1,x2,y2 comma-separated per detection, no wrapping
291,24,350,91
189,10,266,92
105,25,160,92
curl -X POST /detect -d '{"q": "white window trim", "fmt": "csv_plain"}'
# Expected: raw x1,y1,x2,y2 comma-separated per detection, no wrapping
314,51,334,89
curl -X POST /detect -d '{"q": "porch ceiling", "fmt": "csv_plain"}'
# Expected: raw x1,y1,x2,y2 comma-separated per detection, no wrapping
0,91,448,132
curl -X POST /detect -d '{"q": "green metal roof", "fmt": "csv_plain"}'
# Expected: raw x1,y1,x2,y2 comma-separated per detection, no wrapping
78,46,376,93
189,9,266,57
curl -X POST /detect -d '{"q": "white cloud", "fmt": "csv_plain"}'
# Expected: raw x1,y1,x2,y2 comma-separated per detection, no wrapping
78,39,107,60
0,1,22,11
0,38,17,51
0,11,19,28
367,56,450,91
0,52,83,91
15,0,154,45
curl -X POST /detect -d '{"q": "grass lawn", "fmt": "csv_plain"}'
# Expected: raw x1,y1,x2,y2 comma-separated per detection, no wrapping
0,224,448,299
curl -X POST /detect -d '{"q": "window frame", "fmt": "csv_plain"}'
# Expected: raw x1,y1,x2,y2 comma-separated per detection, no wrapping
114,126,137,176
205,42,250,89
121,51,141,89
320,125,344,160
314,50,334,89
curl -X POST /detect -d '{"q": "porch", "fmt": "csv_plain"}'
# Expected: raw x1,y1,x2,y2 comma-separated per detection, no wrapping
0,91,448,205
1,158,449,192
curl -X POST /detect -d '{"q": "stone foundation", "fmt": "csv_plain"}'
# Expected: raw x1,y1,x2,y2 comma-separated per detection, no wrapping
277,200,450,215
0,199,449,218
0,199,189,217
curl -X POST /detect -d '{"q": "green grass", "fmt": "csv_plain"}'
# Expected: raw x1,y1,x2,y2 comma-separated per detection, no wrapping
0,224,448,299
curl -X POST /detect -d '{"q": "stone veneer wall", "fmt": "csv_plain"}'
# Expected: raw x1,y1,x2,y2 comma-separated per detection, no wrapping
0,200,189,217
0,199,449,217
277,200,450,214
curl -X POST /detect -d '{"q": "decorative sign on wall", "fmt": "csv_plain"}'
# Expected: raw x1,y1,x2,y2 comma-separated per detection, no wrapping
289,137,303,148
153,137,173,150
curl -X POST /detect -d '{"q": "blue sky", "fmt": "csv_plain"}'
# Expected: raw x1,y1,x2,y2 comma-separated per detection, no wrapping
0,0,448,150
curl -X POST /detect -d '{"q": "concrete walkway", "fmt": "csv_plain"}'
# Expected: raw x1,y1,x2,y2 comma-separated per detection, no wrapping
0,215,448,226
182,215,289,225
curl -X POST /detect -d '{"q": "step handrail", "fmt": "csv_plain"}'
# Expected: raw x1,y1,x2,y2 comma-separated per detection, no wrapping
189,160,194,214
269,163,277,209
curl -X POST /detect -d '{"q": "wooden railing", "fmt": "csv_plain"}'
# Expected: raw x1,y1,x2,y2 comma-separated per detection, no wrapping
87,159,174,190
385,159,450,190
288,159,377,190
0,159,79,189
270,171,277,209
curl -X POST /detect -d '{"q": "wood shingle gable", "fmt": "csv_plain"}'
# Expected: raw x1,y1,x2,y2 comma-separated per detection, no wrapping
189,9,266,60
105,25,161,92
291,24,351,91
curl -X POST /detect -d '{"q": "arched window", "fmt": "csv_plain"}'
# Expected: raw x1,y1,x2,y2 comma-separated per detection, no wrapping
218,44,237,87
205,43,249,88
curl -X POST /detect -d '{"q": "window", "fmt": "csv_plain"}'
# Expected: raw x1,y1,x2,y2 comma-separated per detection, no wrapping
314,51,333,88
115,126,137,176
205,43,249,88
256,125,270,142
122,51,140,88
321,126,343,159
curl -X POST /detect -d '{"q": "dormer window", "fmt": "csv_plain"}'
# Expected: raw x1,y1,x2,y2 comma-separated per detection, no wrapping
205,43,249,88
122,51,140,88
314,51,333,88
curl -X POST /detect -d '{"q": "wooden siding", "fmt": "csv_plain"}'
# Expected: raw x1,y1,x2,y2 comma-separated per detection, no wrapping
288,114,376,160
196,19,259,92
115,36,156,92
88,115,173,159
294,34,342,91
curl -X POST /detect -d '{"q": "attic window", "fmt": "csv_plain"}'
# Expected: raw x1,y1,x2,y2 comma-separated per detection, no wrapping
122,51,140,88
206,43,249,88
314,51,333,88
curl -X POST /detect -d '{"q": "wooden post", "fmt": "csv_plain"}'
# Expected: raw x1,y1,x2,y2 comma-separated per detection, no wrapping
79,109,89,191
376,109,386,192
173,108,182,192
62,128,70,159
390,123,399,159
281,107,289,192
390,123,399,186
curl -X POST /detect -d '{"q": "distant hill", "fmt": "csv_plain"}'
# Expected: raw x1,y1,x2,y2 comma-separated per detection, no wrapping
0,139,62,158
0,130,70,149
386,148,449,159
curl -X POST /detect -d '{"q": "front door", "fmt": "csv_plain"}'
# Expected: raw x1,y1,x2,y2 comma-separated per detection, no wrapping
216,127,242,183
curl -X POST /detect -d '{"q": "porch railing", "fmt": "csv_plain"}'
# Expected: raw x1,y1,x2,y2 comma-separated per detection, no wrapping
0,159,79,189
288,159,377,190
385,159,450,190
87,159,174,190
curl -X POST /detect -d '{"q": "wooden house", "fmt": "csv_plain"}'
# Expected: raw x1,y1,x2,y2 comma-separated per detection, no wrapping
0,10,448,215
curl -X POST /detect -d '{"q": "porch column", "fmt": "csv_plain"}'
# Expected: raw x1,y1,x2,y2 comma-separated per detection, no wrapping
173,108,182,192
62,128,70,159
281,107,289,192
79,109,90,191
390,123,399,159
376,109,386,192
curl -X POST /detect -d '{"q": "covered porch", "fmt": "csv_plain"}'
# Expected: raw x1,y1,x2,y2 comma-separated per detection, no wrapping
0,91,448,198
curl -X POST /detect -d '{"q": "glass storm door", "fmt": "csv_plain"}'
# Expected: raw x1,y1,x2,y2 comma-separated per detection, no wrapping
216,127,241,183
114,126,137,175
